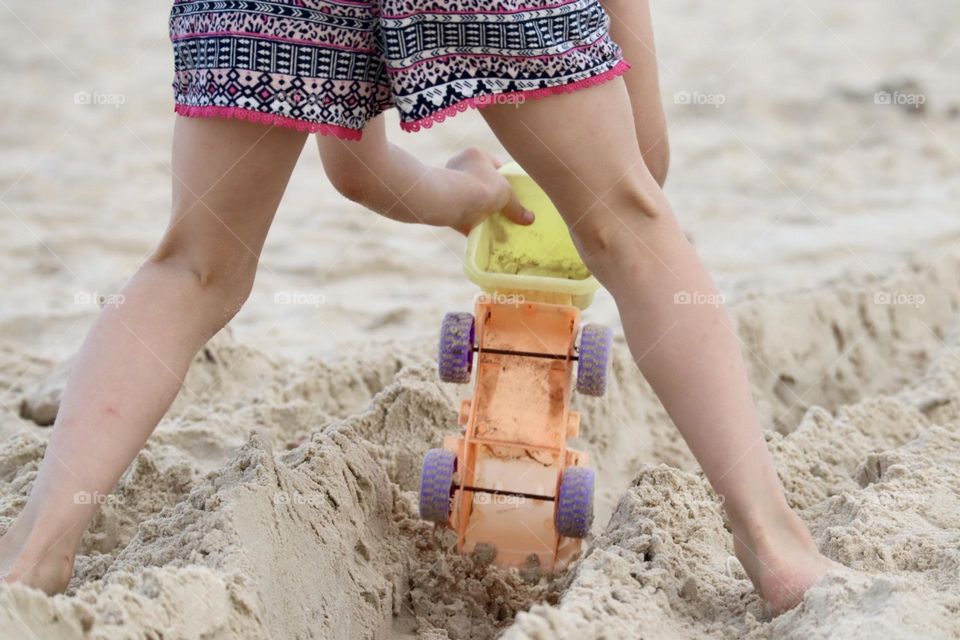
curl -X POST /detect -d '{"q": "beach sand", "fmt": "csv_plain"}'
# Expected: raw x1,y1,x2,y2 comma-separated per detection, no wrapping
1,0,959,638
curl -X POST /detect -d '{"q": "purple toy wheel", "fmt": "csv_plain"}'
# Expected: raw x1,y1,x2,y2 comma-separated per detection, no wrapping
555,467,595,538
576,324,613,397
419,449,457,523
438,312,475,383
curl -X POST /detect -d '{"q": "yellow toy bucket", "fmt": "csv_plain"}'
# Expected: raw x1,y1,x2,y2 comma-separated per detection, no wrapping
464,162,600,309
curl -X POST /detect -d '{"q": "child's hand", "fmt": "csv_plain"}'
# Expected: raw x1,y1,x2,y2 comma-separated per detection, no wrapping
445,148,534,235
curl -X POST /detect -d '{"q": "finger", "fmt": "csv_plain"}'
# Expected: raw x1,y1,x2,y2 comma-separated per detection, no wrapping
498,177,534,225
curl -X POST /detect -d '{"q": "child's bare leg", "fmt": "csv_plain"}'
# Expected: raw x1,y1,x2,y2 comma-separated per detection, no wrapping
482,81,835,613
602,0,670,185
0,117,307,594
317,115,530,234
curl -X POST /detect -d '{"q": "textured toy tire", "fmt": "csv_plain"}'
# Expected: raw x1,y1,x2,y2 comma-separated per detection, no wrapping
555,467,595,538
419,449,457,523
576,324,613,396
438,312,475,383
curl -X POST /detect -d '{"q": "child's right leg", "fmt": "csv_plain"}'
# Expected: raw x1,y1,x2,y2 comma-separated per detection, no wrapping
0,117,307,594
481,80,836,613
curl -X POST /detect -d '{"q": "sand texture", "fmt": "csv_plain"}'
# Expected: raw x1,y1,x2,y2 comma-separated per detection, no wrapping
3,260,960,638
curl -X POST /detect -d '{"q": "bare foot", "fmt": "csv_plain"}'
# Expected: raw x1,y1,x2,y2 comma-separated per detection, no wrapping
732,509,840,615
444,148,533,235
0,520,76,595
19,356,74,427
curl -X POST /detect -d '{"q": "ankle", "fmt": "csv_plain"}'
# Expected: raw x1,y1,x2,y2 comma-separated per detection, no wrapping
728,502,814,554
3,547,75,595
2,509,81,562
726,505,835,614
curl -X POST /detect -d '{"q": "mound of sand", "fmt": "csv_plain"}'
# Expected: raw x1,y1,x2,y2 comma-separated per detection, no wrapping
1,254,959,639
507,366,960,639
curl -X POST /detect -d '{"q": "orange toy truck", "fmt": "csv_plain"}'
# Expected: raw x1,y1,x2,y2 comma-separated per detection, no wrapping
418,163,612,570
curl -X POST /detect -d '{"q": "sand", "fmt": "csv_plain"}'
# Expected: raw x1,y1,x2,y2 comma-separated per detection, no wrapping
2,0,960,638
4,260,960,639
483,214,592,281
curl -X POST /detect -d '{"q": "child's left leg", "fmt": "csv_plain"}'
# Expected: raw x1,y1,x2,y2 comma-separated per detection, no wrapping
317,115,531,234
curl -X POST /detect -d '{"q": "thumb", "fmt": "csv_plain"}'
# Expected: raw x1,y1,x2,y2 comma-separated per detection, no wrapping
498,178,535,226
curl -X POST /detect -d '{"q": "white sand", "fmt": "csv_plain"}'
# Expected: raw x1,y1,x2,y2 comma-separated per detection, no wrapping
1,0,959,638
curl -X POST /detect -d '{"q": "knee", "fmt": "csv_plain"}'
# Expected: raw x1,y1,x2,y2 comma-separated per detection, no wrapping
566,178,680,280
149,232,258,325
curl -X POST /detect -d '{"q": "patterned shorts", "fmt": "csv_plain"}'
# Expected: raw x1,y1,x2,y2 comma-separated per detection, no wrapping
170,0,627,140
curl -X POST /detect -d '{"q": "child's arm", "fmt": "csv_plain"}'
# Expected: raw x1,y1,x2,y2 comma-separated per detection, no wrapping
317,115,532,234
602,0,670,185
